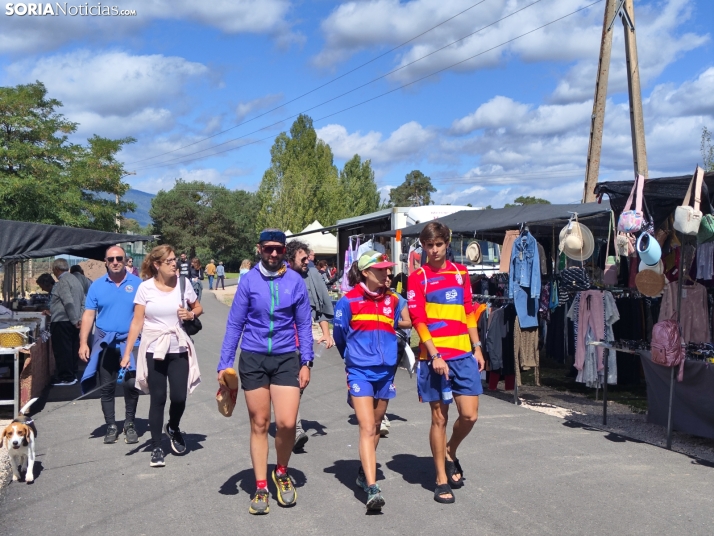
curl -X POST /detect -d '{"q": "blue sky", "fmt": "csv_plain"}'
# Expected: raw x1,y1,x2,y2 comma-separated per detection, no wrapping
1,0,712,208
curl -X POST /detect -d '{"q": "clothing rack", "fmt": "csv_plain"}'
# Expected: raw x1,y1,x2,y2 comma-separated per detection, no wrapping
472,294,512,302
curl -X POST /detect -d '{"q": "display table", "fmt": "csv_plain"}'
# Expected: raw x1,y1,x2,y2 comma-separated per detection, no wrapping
640,351,714,440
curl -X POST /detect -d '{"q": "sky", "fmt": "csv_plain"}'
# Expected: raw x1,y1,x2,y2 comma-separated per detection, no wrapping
1,0,712,209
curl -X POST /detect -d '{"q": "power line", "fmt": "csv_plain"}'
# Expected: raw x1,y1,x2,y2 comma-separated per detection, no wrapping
126,0,491,166
134,0,548,171
134,0,604,172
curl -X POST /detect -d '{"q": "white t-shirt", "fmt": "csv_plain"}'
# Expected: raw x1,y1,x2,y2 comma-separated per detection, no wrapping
134,278,197,353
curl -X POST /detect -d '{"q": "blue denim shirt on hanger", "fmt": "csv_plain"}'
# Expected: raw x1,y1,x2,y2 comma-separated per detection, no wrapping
508,231,541,328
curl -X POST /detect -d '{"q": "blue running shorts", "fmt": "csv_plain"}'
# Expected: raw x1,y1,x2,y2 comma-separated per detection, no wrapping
346,367,396,400
416,355,483,403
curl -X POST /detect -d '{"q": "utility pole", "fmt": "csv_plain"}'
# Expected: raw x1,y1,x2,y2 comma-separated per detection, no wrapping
582,0,648,202
117,171,136,231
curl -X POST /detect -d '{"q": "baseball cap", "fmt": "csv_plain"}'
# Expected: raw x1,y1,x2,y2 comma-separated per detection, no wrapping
357,250,396,271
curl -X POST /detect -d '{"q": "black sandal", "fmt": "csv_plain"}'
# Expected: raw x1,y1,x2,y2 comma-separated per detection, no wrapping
445,459,464,489
434,483,455,504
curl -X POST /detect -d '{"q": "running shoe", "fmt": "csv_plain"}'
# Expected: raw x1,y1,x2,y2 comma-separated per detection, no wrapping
52,378,77,386
272,469,297,506
356,466,369,492
164,424,187,455
366,484,385,511
104,424,119,444
123,422,139,444
249,489,270,515
150,448,165,467
293,430,309,452
379,417,390,437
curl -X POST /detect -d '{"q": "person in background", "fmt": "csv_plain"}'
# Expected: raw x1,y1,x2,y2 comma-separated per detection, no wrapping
316,260,330,286
126,257,140,277
78,246,142,445
307,249,316,268
216,261,226,290
49,258,85,386
205,259,217,290
70,264,92,295
218,229,313,515
123,245,203,468
333,250,403,511
407,222,485,504
36,273,55,295
189,257,204,302
238,259,251,285
178,253,190,277
286,240,335,452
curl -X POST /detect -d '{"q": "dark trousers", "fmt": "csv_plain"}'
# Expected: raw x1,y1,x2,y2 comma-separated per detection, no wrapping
146,352,188,449
98,347,140,426
50,321,79,382
217,275,225,290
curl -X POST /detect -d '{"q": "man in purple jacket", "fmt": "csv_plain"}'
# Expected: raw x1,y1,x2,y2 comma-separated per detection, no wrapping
218,229,314,515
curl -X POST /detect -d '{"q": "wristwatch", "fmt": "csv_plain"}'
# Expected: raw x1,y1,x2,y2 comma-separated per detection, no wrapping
301,360,314,369
428,353,442,364
472,342,482,349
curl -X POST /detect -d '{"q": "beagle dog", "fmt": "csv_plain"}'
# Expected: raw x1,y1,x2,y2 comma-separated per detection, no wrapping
1,398,38,483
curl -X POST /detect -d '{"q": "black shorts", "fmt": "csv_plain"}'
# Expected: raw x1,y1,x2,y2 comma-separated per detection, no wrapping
238,350,300,391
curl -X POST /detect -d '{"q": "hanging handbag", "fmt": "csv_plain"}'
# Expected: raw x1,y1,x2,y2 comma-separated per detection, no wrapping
617,174,645,233
673,165,703,235
603,211,618,286
559,267,591,292
179,275,202,336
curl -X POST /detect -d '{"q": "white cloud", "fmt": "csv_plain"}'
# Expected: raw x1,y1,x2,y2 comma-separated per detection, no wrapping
236,94,284,122
0,0,299,54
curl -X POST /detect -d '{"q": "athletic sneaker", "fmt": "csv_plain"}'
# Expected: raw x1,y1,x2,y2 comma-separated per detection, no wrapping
293,430,309,452
164,424,187,454
356,466,369,492
150,448,165,467
123,422,139,444
249,489,270,515
104,424,119,444
379,417,390,437
52,378,77,386
272,469,297,506
366,484,385,511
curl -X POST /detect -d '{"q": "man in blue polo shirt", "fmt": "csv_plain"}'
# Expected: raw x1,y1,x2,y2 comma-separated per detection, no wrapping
79,246,142,445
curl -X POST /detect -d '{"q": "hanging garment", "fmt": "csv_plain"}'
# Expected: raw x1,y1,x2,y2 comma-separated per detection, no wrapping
501,305,517,376
500,230,519,273
696,241,714,280
537,241,548,276
508,231,541,328
356,239,374,259
659,281,710,344
485,307,507,370
568,291,608,387
514,318,539,387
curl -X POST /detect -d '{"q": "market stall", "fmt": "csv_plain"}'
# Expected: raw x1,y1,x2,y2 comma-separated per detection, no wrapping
0,219,153,410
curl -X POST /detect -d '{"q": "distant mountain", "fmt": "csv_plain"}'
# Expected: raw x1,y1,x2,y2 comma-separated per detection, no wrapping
122,189,154,227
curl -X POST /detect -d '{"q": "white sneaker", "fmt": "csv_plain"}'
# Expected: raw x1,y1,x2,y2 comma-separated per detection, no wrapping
379,419,389,437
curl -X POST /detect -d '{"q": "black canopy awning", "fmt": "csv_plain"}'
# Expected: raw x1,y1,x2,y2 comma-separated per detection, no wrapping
374,202,611,241
595,171,714,228
0,219,154,261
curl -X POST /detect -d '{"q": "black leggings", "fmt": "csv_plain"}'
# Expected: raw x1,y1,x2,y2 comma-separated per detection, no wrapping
146,352,189,449
99,347,140,426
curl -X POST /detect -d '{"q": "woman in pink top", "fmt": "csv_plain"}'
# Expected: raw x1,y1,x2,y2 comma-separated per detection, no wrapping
122,245,203,468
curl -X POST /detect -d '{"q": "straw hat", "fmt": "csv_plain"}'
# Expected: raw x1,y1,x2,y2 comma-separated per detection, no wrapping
559,221,595,261
465,241,482,264
635,269,665,297
638,259,664,275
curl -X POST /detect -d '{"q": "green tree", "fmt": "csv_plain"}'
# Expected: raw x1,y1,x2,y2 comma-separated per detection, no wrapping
0,81,135,229
389,170,436,206
338,154,381,218
504,195,551,208
150,179,258,267
256,114,341,232
702,126,714,172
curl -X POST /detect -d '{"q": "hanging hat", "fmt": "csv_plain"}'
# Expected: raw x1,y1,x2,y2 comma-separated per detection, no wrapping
638,259,664,275
636,232,662,266
465,241,482,264
635,269,665,297
559,221,595,261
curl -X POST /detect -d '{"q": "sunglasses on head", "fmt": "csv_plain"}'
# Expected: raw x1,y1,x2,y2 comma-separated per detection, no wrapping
263,245,286,255
106,256,124,263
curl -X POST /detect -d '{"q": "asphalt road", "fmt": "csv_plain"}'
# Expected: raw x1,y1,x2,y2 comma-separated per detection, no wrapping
1,293,713,535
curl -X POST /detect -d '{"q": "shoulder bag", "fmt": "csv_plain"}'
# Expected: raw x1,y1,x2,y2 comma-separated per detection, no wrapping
603,211,619,286
617,174,645,233
179,275,202,336
673,166,703,235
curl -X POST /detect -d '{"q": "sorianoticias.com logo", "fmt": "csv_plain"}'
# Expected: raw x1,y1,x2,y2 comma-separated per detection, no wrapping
5,3,136,16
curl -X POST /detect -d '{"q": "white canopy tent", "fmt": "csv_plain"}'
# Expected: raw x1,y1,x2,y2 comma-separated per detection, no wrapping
285,220,337,256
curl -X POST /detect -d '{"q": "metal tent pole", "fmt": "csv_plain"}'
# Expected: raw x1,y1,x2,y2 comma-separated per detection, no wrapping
668,231,686,449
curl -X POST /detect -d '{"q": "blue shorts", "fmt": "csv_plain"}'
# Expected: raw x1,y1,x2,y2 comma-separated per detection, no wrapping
346,367,396,400
416,355,483,403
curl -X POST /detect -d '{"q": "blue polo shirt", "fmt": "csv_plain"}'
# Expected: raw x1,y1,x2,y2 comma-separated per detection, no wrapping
85,272,142,334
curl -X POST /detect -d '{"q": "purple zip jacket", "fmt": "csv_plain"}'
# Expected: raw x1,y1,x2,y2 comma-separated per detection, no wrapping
218,265,314,371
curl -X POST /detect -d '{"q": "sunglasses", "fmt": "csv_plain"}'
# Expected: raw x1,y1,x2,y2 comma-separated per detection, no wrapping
106,256,124,263
263,245,286,255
